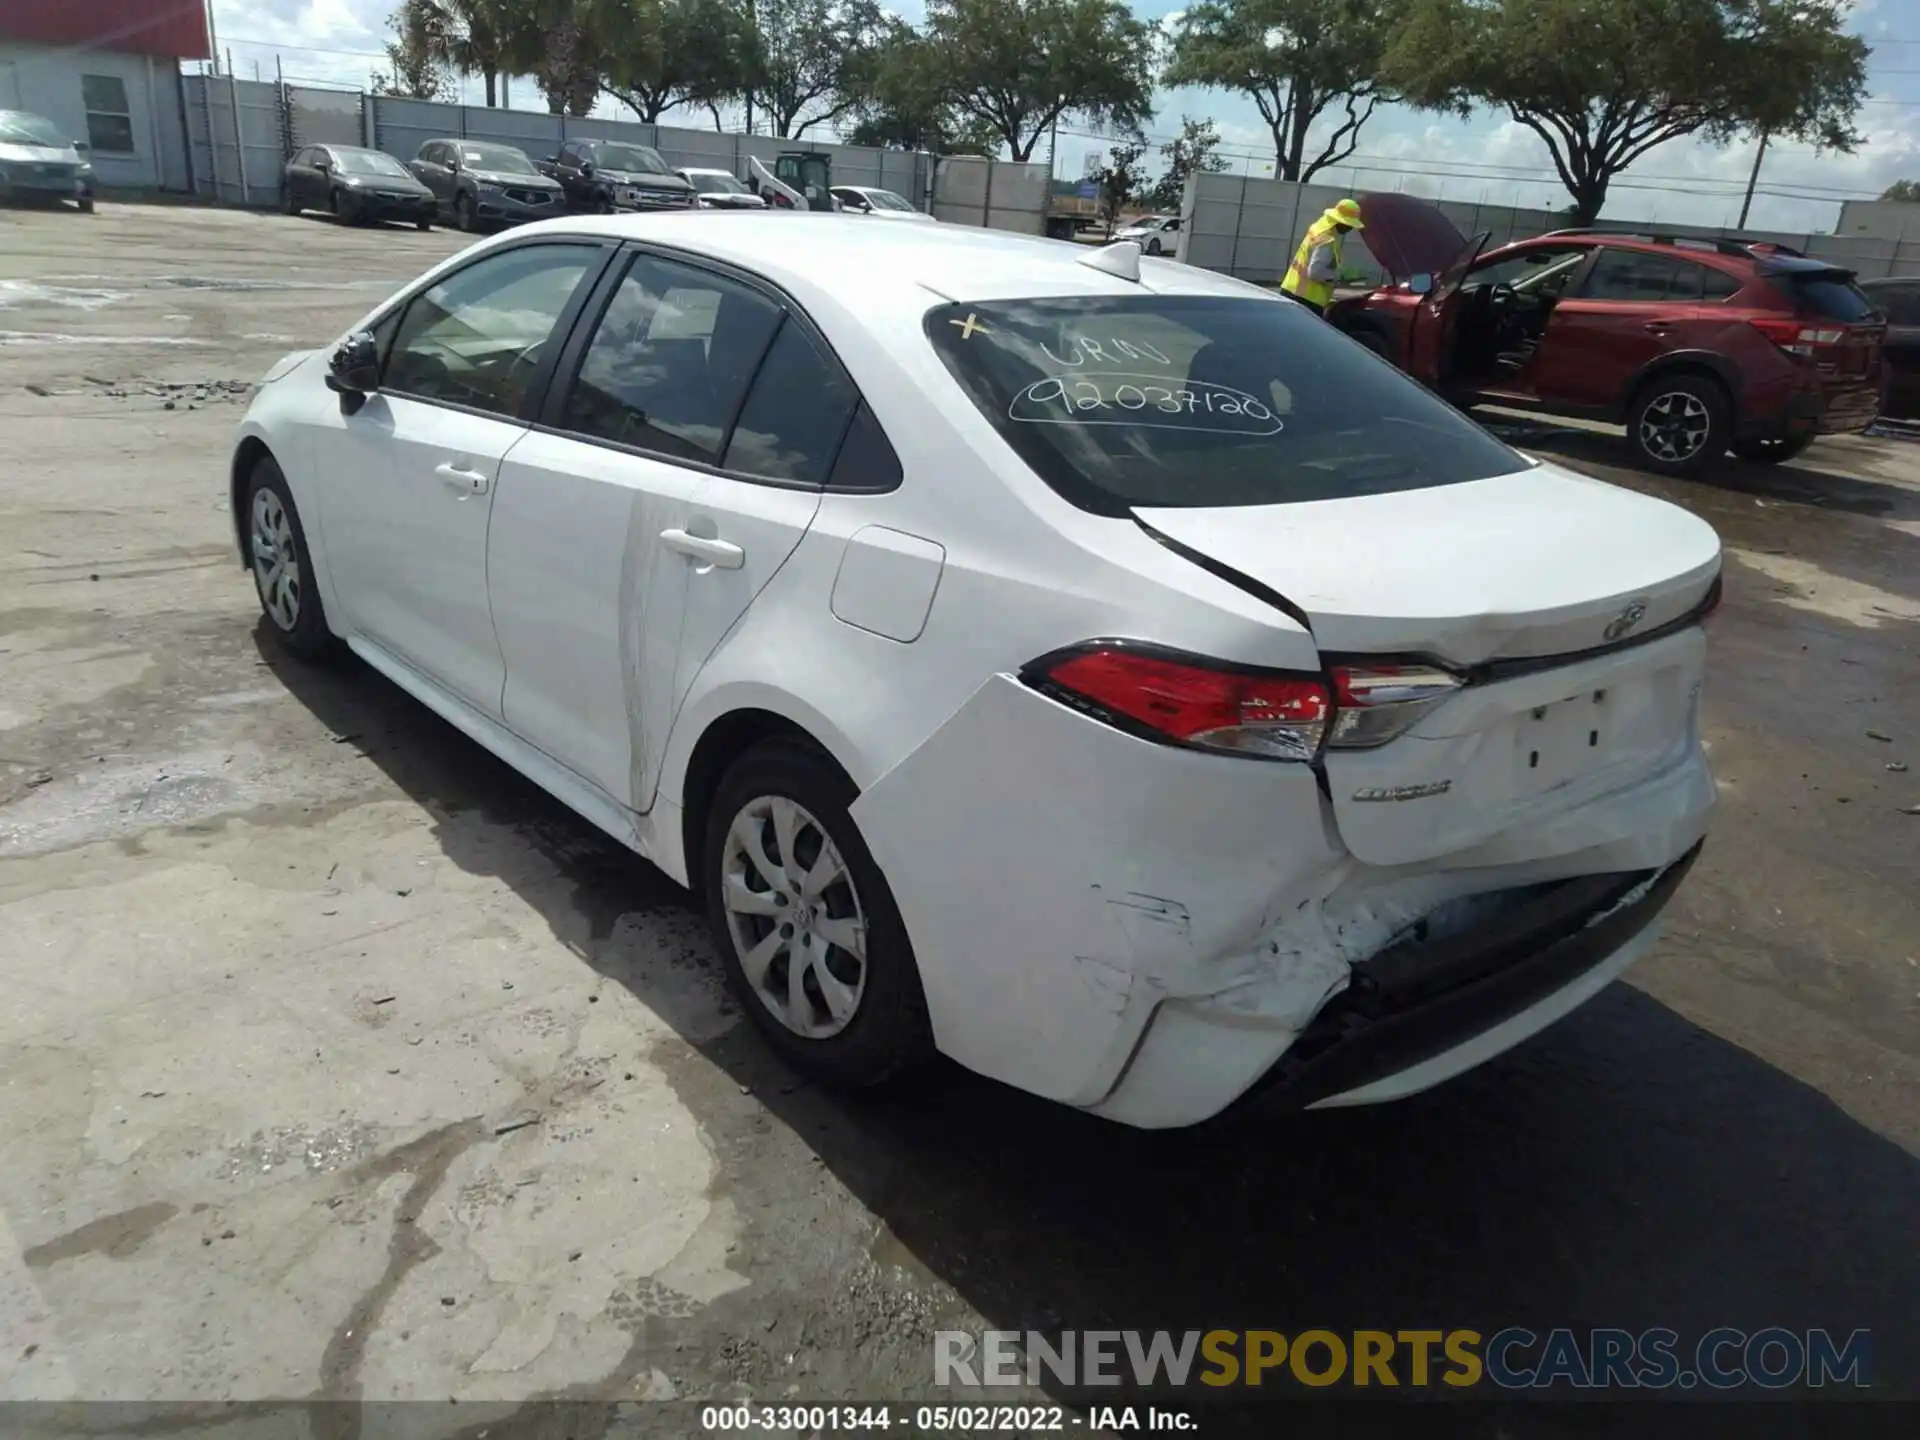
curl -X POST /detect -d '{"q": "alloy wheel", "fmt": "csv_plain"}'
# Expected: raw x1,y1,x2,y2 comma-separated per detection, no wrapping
720,794,868,1039
250,487,301,631
1639,391,1710,463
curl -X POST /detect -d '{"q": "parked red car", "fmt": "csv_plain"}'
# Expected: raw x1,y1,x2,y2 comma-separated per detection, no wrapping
1327,194,1887,475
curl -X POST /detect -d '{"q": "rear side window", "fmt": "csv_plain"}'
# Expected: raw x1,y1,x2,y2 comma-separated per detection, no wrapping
560,253,782,463
1781,273,1879,322
722,320,857,483
1700,268,1743,301
923,295,1523,515
1580,250,1713,302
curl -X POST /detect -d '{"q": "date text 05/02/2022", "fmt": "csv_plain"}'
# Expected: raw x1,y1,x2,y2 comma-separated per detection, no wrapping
697,1404,1197,1431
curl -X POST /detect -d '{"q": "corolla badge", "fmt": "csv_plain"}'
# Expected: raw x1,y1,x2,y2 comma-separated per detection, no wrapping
1604,598,1650,642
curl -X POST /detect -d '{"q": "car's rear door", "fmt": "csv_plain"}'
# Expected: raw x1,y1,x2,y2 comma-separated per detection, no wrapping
320,240,610,714
489,247,829,812
1526,248,1715,413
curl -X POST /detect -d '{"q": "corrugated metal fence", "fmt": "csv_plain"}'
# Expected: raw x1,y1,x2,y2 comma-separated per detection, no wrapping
1180,172,1920,284
181,74,933,217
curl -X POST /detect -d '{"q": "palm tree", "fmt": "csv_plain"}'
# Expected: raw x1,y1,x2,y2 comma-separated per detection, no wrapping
405,0,526,108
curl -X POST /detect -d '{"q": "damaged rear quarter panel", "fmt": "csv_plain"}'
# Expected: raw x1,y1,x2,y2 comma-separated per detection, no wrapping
848,674,1345,1104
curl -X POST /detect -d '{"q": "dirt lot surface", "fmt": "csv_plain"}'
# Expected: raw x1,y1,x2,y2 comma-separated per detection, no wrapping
0,204,1915,1435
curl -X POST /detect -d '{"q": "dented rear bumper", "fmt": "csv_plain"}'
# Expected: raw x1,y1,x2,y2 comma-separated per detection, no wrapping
850,672,1712,1130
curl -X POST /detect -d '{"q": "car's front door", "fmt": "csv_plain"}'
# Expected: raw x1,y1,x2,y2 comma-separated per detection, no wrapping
1404,231,1490,384
1527,248,1716,413
287,147,322,206
319,240,608,713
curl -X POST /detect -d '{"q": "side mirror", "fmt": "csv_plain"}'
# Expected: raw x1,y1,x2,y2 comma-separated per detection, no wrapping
73,140,91,158
325,331,380,404
579,160,594,177
446,154,460,172
314,156,331,172
542,155,558,165
1408,273,1434,296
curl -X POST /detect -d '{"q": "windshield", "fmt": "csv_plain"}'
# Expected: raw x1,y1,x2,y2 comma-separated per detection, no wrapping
925,295,1525,515
0,111,68,148
865,189,915,212
334,149,412,178
596,144,670,175
687,172,747,195
462,144,536,174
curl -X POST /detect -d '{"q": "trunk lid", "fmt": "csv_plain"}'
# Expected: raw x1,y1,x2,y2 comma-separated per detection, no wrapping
1356,191,1476,281
1136,463,1721,865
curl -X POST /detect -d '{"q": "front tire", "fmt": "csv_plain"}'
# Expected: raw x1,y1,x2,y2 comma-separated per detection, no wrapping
245,457,334,660
77,197,95,214
455,192,477,233
331,187,356,224
1627,374,1729,477
702,739,932,1088
1731,433,1813,464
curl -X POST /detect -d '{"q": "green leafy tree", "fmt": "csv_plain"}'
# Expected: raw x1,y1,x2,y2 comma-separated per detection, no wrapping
924,0,1158,161
373,7,454,99
595,0,756,122
1149,115,1227,209
527,0,607,116
1162,0,1399,182
845,21,1002,153
743,0,893,138
1088,137,1148,230
1882,179,1920,204
1383,0,1870,225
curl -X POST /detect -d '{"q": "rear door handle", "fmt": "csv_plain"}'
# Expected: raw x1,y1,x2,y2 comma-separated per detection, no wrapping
434,460,491,496
660,528,745,569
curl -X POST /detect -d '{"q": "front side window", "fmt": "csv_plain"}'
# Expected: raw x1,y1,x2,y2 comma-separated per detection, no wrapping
1470,245,1590,294
925,295,1524,515
384,244,600,417
80,75,133,154
560,254,782,463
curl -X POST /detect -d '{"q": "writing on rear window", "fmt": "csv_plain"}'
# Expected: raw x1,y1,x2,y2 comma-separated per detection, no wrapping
1036,335,1174,368
1012,373,1282,434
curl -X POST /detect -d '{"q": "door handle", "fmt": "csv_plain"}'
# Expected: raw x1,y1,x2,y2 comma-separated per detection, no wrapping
660,528,745,569
1643,320,1675,334
434,460,491,496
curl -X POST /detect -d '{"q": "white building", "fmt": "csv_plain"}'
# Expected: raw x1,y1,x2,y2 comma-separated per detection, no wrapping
0,0,208,193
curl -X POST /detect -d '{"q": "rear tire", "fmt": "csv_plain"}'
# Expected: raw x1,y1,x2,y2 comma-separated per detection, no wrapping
244,457,335,661
1731,433,1813,464
1627,374,1729,477
702,739,932,1089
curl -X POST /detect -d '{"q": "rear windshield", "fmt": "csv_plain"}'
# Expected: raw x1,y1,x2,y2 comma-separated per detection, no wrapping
924,295,1525,514
1780,272,1878,322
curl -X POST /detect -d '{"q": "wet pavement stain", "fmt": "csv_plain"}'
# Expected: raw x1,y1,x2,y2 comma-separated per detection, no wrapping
23,1201,178,1268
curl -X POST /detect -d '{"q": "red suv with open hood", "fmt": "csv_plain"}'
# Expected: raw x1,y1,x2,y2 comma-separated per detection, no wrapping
1326,193,1887,475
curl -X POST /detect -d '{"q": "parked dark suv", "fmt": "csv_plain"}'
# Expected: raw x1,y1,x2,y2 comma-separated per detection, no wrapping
1328,194,1887,474
537,138,694,213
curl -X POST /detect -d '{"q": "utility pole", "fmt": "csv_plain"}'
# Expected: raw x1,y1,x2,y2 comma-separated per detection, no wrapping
1737,131,1769,230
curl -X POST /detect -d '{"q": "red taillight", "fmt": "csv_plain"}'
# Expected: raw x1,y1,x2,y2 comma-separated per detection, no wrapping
1750,317,1845,359
1029,646,1331,761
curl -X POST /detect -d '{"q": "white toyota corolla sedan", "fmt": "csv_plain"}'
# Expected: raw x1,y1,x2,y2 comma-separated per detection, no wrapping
229,213,1720,1128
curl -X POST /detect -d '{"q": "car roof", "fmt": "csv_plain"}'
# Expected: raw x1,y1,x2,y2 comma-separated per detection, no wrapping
512,211,1269,305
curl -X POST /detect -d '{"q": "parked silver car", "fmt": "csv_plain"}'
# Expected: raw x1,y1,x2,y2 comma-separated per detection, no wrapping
0,110,93,212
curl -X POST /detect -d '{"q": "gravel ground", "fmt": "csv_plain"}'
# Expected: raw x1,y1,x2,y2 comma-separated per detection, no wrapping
0,202,1914,1438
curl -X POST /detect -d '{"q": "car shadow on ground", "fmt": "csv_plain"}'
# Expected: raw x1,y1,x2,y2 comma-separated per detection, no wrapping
257,629,1920,1426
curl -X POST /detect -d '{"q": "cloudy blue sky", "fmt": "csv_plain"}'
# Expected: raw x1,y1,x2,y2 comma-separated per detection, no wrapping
213,0,1920,231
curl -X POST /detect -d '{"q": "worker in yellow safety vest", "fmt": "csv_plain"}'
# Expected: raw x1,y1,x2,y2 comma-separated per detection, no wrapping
1281,198,1364,316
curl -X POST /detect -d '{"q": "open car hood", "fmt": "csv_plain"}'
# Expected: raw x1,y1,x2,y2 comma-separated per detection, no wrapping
1357,191,1474,280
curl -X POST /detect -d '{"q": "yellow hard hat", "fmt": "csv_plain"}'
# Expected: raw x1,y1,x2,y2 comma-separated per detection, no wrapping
1327,198,1364,229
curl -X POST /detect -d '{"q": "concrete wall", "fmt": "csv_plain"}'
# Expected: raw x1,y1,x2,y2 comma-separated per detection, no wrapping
1184,171,1920,284
931,156,1049,233
0,40,188,192
1837,199,1920,242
